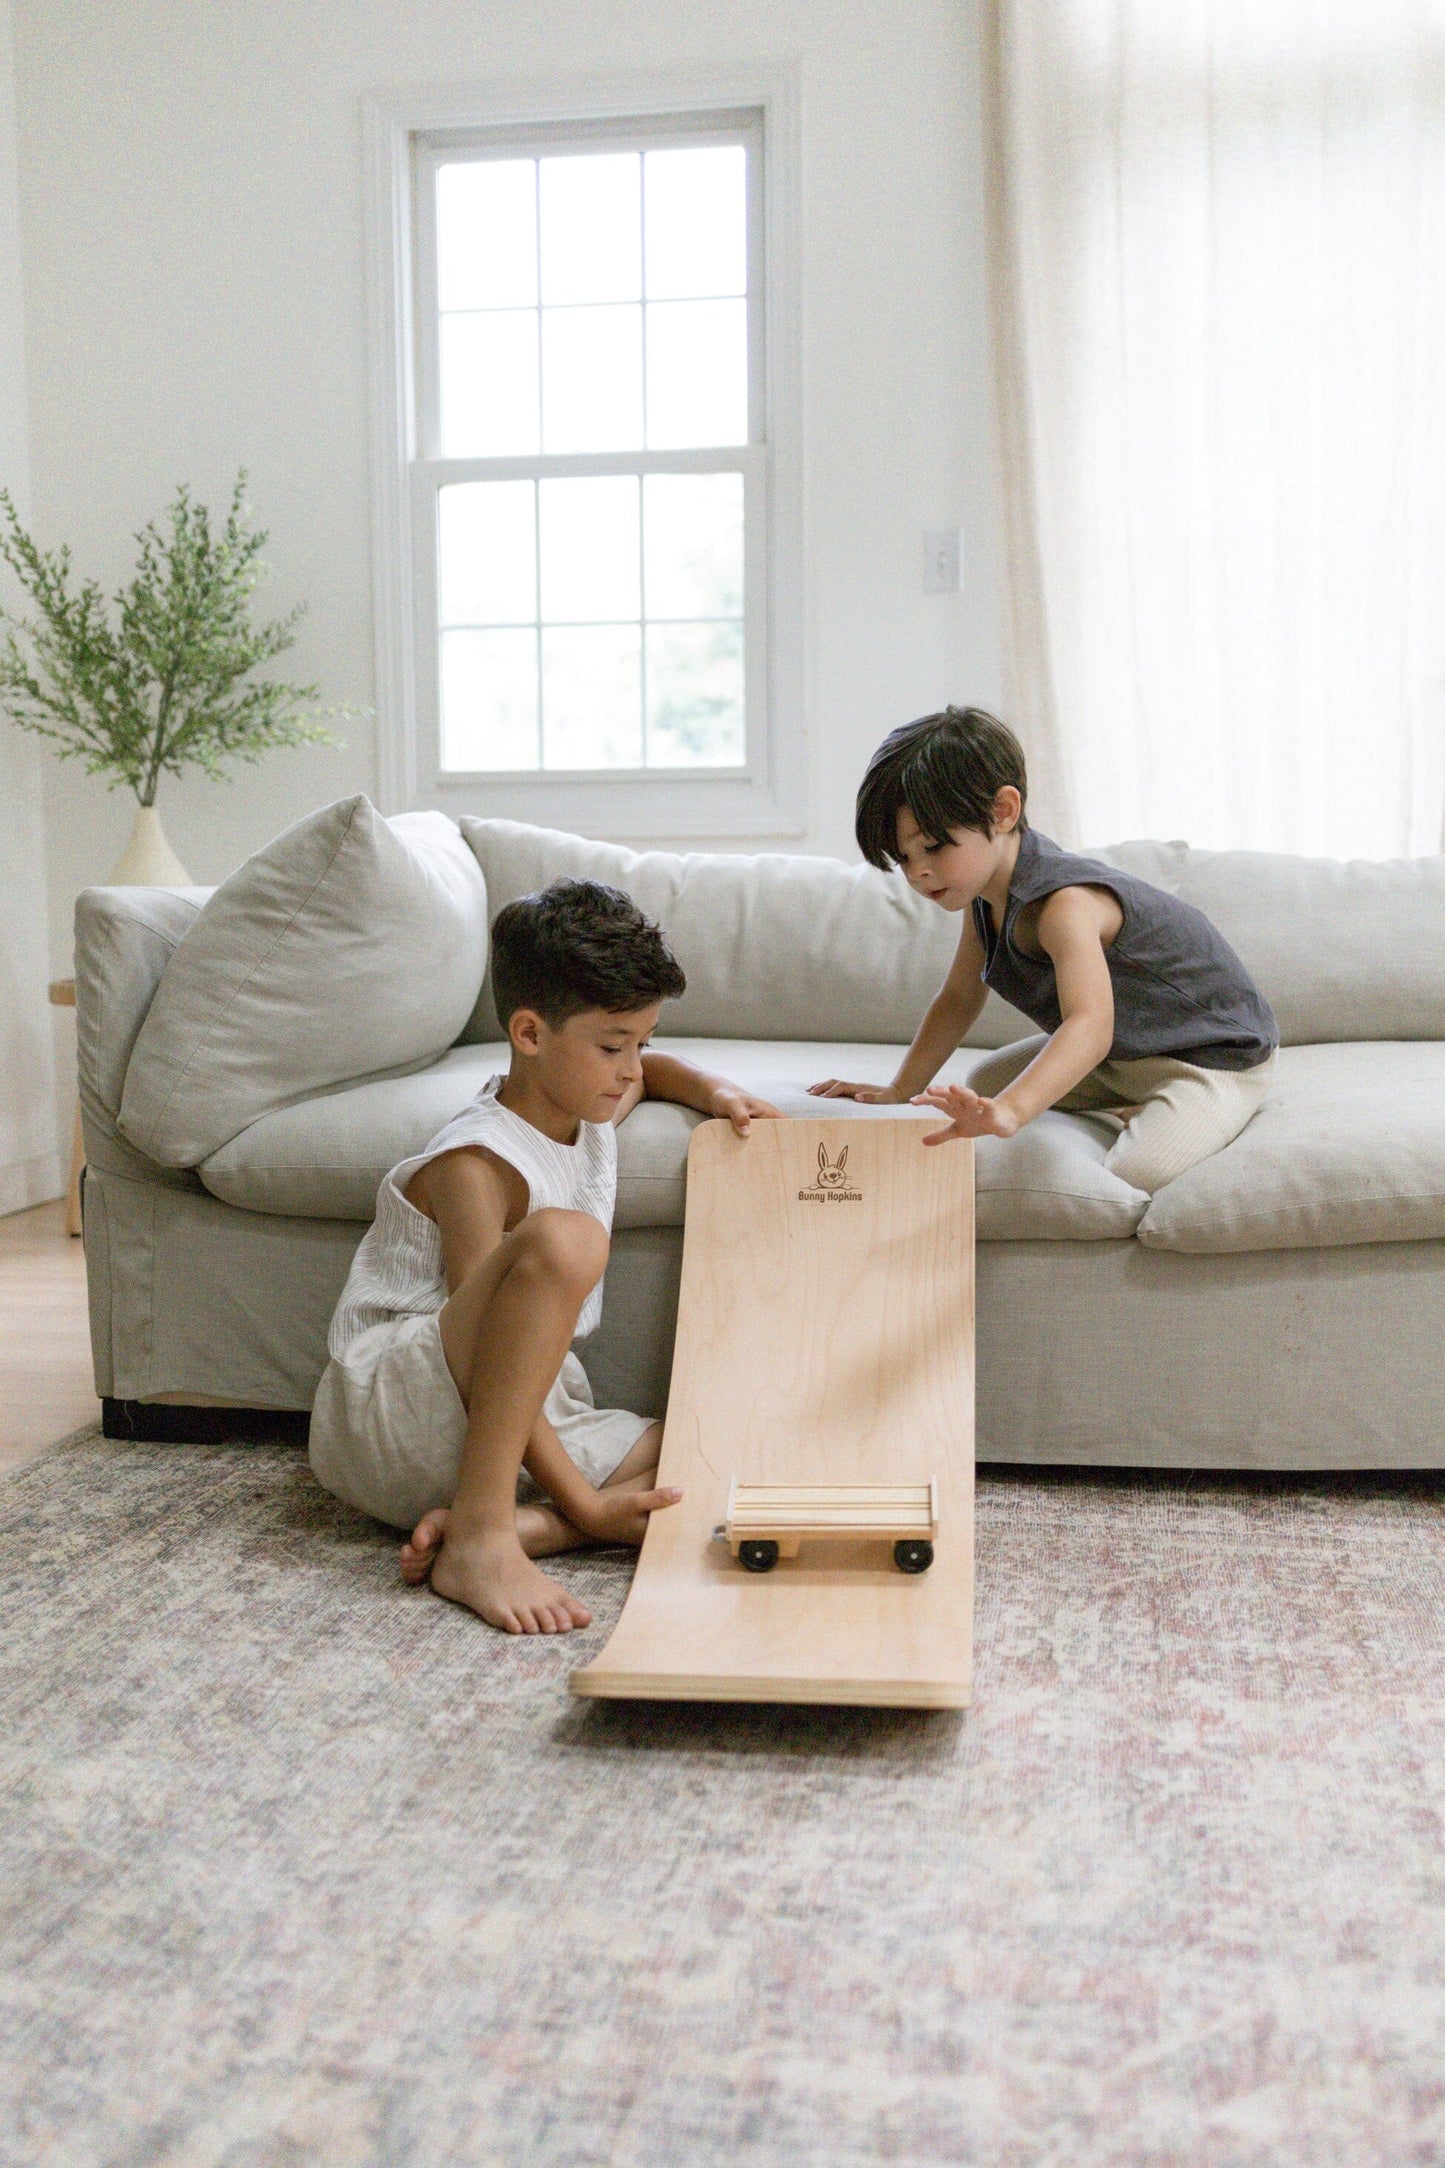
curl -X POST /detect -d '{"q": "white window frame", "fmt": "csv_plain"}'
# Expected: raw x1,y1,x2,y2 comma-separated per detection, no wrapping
363,66,803,837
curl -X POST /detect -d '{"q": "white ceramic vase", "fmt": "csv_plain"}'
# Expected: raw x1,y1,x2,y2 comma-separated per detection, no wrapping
106,802,193,888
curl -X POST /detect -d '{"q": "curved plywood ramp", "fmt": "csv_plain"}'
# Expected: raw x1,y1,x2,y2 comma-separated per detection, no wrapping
571,1117,974,1708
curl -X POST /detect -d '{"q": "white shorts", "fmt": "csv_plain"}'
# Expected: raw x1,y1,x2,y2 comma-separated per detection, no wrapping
308,1313,655,1531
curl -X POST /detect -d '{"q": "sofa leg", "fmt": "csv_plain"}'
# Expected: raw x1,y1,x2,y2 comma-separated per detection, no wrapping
101,1399,311,1446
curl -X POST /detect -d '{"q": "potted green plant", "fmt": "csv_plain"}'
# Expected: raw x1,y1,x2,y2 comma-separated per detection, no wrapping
0,472,352,885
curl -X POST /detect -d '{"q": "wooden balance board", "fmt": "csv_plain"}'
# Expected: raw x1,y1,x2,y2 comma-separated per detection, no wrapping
571,1116,974,1709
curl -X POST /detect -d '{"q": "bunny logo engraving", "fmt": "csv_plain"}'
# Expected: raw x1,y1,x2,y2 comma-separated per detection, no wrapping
798,1138,863,1204
817,1143,849,1189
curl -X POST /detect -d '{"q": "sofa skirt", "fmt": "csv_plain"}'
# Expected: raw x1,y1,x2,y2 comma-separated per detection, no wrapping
84,1169,1445,1471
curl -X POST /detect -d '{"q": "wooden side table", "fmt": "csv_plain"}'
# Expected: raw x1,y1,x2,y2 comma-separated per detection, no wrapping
48,979,84,1237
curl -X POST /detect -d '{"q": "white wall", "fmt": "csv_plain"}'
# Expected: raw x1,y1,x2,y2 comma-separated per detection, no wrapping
13,0,1001,978
0,0,59,1215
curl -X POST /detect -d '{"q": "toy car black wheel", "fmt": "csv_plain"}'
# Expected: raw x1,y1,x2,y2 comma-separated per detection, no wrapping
739,1540,780,1573
894,1540,934,1574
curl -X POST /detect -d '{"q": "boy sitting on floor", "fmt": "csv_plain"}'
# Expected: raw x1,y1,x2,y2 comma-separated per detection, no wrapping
812,705,1277,1192
309,878,777,1635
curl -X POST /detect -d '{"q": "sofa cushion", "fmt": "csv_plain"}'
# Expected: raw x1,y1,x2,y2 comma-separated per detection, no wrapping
457,818,967,1045
198,1037,1150,1242
119,797,488,1167
457,817,1185,1049
199,1044,503,1219
1138,1042,1445,1253
1178,848,1445,1045
660,1041,1151,1241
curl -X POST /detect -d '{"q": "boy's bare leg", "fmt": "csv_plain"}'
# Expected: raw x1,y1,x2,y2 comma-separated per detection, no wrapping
402,1420,665,1578
426,1208,608,1634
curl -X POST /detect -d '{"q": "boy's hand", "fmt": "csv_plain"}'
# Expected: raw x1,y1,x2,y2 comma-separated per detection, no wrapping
808,1080,906,1104
574,1482,683,1547
709,1086,780,1136
912,1082,1022,1144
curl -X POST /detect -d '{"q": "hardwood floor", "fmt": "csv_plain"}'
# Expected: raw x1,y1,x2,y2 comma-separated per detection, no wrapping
0,1200,99,1475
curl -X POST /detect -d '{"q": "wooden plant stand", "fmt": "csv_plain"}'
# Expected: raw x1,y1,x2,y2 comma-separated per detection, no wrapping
571,1117,974,1710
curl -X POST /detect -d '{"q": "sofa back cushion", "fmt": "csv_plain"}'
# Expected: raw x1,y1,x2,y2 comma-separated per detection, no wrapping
120,796,488,1167
458,819,954,1043
1179,849,1445,1044
457,818,1185,1046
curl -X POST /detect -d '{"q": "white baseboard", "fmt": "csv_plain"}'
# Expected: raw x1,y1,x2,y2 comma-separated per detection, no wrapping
0,1152,65,1218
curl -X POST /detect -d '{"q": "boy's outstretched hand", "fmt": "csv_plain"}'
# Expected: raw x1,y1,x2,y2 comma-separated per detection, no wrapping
912,1081,1022,1144
709,1086,781,1136
808,1079,906,1104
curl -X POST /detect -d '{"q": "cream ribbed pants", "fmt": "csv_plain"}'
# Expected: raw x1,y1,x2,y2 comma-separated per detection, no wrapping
966,1036,1277,1195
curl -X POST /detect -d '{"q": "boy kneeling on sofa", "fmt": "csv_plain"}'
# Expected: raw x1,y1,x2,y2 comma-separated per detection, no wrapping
309,880,777,1634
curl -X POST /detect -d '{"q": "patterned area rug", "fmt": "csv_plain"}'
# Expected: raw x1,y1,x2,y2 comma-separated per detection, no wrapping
2,1429,1444,2167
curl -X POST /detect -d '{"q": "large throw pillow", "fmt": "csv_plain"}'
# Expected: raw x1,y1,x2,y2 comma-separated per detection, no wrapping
119,796,488,1167
456,817,1186,1048
1178,848,1445,1044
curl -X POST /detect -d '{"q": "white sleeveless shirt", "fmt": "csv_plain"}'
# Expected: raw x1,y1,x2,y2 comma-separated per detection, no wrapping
328,1076,617,1361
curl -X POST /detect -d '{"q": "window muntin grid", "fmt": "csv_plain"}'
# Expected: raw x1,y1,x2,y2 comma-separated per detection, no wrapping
414,121,760,777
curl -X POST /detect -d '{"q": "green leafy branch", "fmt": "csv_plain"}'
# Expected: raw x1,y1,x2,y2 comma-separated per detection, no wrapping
0,472,358,804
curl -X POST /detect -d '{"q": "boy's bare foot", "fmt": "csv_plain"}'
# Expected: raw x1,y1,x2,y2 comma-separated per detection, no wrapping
400,1500,588,1581
402,1509,590,1629
400,1507,449,1583
427,1524,593,1634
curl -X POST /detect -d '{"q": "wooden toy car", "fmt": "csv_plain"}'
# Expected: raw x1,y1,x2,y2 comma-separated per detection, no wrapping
714,1477,939,1574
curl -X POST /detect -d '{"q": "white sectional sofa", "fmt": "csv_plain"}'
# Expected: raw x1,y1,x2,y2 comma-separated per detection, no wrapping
75,795,1445,1470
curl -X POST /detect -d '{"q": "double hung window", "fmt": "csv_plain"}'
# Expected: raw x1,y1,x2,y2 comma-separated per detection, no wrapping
368,81,798,834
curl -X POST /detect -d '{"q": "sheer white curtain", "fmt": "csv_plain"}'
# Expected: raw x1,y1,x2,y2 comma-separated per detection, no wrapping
986,1,1445,856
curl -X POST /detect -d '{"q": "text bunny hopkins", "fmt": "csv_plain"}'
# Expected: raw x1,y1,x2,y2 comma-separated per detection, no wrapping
797,1143,863,1203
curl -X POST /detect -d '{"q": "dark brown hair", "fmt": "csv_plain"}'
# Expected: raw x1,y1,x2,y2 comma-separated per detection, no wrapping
854,705,1029,869
490,879,686,1029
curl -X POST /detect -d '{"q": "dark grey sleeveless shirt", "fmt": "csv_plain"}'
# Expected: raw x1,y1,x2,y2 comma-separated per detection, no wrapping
972,829,1278,1070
